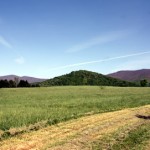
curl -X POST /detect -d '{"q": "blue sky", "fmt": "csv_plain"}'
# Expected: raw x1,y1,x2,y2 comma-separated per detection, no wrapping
0,0,150,78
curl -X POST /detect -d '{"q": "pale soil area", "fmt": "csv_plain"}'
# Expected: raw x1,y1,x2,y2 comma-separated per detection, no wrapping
0,105,149,150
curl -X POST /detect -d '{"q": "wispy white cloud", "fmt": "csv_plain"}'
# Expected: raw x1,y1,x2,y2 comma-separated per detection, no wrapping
49,51,150,71
66,30,129,53
0,36,12,48
0,35,26,64
14,56,25,64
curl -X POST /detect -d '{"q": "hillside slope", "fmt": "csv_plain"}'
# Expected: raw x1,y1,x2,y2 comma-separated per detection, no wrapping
40,70,136,87
0,75,47,83
108,69,150,82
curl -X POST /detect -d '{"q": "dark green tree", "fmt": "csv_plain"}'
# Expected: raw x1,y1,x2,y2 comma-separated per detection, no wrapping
0,80,9,88
140,79,148,87
9,80,16,87
18,80,30,87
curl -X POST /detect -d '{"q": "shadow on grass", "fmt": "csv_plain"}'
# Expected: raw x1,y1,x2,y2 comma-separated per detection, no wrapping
136,114,150,120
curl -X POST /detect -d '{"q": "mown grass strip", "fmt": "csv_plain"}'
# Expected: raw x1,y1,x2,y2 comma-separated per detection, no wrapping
0,110,95,140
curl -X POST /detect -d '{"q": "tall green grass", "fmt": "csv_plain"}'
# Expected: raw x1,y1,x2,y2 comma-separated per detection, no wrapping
0,86,150,130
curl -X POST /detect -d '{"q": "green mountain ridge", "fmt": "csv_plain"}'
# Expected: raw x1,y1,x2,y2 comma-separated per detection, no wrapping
40,70,137,87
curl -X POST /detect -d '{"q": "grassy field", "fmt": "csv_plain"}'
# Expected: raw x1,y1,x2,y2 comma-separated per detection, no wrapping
0,86,150,132
0,105,149,149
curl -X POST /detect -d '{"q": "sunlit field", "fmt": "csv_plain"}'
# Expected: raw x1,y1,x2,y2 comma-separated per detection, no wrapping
0,86,150,131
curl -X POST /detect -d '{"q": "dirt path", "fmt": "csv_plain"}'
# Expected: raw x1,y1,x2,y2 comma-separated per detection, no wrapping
0,105,150,150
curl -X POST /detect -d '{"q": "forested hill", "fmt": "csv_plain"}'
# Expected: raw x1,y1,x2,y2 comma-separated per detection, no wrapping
40,70,137,87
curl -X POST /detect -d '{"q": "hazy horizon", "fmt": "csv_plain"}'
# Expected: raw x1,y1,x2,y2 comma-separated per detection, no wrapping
1,68,150,80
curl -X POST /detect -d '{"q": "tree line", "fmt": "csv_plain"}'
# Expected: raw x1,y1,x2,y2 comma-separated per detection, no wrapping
0,72,149,88
0,78,39,88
